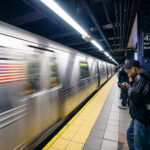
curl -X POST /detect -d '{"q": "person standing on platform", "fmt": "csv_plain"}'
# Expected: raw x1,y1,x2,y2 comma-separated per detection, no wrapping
117,65,121,77
124,60,150,150
118,64,129,109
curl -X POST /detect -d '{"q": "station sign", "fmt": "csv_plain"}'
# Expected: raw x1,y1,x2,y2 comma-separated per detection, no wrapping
143,33,150,58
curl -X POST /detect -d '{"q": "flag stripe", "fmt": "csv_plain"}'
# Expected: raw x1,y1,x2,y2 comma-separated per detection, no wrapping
0,61,27,84
0,78,26,84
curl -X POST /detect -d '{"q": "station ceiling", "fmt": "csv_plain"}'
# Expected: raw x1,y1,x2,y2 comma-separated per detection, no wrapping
0,0,139,64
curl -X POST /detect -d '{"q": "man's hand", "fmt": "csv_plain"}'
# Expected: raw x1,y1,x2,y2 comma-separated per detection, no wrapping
118,82,121,87
121,82,129,88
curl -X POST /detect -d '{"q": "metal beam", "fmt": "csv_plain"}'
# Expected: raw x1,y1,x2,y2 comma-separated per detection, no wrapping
87,51,104,54
49,31,77,39
102,24,113,29
116,56,125,59
87,51,106,55
79,47,97,50
81,0,113,52
91,0,102,4
67,38,104,46
98,39,105,42
10,11,45,26
113,48,134,52
108,37,119,40
67,41,88,46
23,0,58,24
112,44,120,47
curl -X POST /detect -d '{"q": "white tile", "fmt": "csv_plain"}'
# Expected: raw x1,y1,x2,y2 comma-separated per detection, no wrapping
107,120,119,126
101,139,118,150
106,125,119,133
104,131,118,142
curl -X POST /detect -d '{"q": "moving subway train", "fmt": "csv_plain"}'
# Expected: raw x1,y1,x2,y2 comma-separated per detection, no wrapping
0,21,116,150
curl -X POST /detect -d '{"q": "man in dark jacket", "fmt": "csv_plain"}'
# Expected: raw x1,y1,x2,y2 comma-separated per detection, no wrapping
124,60,150,150
118,65,129,108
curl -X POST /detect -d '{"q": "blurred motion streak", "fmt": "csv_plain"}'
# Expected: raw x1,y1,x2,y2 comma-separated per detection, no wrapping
0,60,26,84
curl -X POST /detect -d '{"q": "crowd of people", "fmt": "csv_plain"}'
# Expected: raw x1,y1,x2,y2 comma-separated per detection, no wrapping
117,60,150,150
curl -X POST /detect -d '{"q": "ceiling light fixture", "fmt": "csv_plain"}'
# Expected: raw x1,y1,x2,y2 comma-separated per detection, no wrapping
40,0,118,65
104,51,118,65
91,40,103,51
104,51,109,57
40,0,88,37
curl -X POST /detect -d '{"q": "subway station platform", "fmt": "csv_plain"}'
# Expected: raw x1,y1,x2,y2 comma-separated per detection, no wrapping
42,75,131,150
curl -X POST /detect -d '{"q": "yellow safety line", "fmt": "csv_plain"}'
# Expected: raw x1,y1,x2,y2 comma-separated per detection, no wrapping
42,75,116,150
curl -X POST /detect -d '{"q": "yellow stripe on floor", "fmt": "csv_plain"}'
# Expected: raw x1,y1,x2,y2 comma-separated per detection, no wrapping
43,75,116,150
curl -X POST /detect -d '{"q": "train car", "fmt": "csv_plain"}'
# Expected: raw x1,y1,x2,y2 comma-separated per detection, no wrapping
0,21,116,150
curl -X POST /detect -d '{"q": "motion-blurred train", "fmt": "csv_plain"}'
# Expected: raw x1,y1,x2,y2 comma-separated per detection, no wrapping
0,21,116,150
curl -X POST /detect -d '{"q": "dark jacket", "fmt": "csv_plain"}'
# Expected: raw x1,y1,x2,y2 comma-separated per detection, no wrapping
118,67,129,83
128,70,150,125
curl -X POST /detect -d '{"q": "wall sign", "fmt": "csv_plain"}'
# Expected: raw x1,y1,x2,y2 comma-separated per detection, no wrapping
143,33,150,58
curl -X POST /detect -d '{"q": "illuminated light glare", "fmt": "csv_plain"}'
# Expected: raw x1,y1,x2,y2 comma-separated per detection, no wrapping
40,0,119,65
40,0,88,37
0,34,36,54
134,52,138,60
103,51,118,65
0,34,23,49
91,40,103,51
0,34,30,51
109,56,112,59
104,52,109,57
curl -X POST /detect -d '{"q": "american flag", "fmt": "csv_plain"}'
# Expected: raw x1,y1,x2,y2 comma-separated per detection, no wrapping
0,60,27,84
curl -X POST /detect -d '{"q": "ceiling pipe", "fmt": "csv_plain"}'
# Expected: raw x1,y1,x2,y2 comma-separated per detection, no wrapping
122,0,126,49
125,0,135,47
123,0,129,49
102,0,117,52
114,48,134,52
23,0,58,24
81,0,118,65
119,0,122,50
81,0,113,53
126,0,140,48
114,0,120,50
10,11,44,26
125,0,130,24
124,0,130,48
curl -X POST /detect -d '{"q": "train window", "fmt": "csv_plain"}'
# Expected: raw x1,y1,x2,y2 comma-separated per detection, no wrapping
24,54,41,95
48,57,59,88
102,64,105,73
80,62,89,79
94,62,98,75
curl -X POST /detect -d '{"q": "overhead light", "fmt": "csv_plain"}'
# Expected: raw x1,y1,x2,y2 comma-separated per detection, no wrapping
40,0,104,51
113,60,119,65
104,51,118,65
103,24,113,29
40,0,119,65
91,40,103,51
40,0,89,37
82,35,92,42
104,51,109,57
109,55,113,59
109,56,112,59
